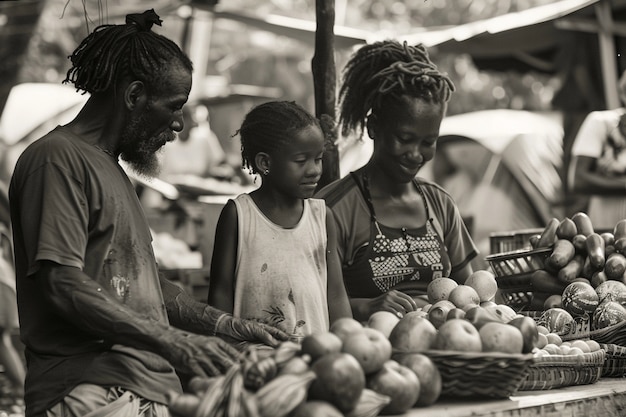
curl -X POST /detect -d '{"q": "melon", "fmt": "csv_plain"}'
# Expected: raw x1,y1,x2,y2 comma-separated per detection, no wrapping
595,280,626,305
592,301,626,329
540,308,575,333
561,281,599,317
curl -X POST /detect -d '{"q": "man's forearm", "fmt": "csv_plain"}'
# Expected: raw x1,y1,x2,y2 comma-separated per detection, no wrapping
161,275,226,335
43,265,184,356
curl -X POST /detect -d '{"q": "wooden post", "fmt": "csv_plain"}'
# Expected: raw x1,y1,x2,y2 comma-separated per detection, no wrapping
595,0,620,109
313,0,340,189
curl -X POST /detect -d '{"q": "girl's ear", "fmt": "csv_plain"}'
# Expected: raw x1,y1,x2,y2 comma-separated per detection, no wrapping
254,152,271,174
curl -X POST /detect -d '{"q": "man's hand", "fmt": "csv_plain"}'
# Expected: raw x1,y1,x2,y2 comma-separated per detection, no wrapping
215,314,289,347
162,331,241,378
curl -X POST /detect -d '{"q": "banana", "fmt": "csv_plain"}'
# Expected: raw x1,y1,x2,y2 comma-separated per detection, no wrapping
346,388,391,417
255,370,316,417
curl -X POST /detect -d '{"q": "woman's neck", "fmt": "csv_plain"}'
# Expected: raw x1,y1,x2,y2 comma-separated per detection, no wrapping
363,164,415,198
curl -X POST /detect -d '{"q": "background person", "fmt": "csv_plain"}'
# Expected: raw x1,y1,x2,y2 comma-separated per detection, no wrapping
9,10,285,417
569,70,626,230
0,180,25,401
316,40,478,322
208,101,352,338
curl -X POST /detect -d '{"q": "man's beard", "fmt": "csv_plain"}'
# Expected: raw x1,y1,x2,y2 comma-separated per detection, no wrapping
119,113,175,178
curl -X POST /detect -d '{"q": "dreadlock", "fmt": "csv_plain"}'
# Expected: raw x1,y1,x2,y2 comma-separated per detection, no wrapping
238,101,322,175
338,40,455,138
63,9,193,95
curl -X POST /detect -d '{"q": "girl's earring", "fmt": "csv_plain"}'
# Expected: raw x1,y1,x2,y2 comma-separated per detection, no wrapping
264,169,270,175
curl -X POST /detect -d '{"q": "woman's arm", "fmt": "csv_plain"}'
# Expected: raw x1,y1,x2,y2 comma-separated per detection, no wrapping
570,155,626,196
207,199,238,313
450,262,473,285
325,207,352,324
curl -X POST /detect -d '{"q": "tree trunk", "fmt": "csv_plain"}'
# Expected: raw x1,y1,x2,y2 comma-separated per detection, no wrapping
312,0,340,189
0,2,46,116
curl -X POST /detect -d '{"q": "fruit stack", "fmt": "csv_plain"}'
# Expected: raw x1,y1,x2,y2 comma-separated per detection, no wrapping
516,213,626,342
168,318,440,417
376,271,537,398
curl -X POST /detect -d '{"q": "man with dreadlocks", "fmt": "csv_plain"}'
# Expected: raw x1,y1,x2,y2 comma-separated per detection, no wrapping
9,9,286,417
316,40,478,322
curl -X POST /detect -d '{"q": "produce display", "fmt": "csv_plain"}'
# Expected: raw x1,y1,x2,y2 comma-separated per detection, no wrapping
520,213,626,335
167,212,626,416
168,269,605,416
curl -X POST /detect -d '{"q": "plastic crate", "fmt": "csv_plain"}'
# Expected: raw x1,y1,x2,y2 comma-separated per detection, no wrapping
489,228,544,254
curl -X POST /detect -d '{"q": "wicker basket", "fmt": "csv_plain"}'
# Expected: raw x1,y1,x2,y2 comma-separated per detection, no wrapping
518,349,605,391
422,350,535,399
588,319,626,345
600,343,626,377
485,247,551,310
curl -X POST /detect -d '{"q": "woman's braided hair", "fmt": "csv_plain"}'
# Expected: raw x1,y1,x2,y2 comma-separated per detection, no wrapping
238,101,322,175
338,40,455,138
63,9,193,95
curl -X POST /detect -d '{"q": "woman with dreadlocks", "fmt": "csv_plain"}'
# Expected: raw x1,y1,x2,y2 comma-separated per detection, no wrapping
316,40,478,321
9,9,285,416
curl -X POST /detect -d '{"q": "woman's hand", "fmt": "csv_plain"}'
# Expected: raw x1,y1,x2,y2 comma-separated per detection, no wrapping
367,290,418,319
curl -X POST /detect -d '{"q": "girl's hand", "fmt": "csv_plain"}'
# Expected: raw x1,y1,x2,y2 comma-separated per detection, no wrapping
368,290,418,319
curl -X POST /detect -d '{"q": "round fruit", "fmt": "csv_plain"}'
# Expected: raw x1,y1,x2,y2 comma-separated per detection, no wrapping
447,285,481,310
592,300,626,329
571,340,591,353
329,317,364,342
536,333,548,349
585,340,601,352
561,281,599,317
427,300,456,329
464,270,498,302
393,352,442,407
427,277,458,304
308,352,366,413
595,280,626,305
543,343,561,355
543,294,562,309
541,308,575,333
301,332,343,362
545,333,562,346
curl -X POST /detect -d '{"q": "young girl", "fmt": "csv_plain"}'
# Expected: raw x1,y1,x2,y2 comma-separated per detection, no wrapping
208,101,352,337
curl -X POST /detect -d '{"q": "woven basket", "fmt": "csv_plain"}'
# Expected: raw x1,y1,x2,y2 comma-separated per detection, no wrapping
588,320,626,345
518,349,605,391
600,343,626,377
485,248,551,310
422,350,535,399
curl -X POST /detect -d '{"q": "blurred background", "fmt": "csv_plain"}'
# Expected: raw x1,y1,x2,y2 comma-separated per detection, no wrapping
2,0,626,411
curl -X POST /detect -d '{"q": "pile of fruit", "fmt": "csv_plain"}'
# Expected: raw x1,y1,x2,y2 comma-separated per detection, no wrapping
168,314,444,417
168,268,608,416
524,213,626,334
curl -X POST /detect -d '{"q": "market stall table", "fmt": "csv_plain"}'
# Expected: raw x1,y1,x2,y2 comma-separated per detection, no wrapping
402,378,626,417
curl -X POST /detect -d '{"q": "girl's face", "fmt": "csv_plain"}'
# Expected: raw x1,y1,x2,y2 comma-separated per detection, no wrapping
369,96,445,183
269,124,325,199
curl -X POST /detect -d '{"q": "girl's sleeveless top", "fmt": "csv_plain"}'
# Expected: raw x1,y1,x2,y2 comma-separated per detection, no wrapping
343,173,452,297
232,194,330,336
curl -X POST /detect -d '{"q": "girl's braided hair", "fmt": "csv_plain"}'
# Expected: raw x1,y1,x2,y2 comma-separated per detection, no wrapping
338,40,455,138
63,9,193,95
238,101,323,175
